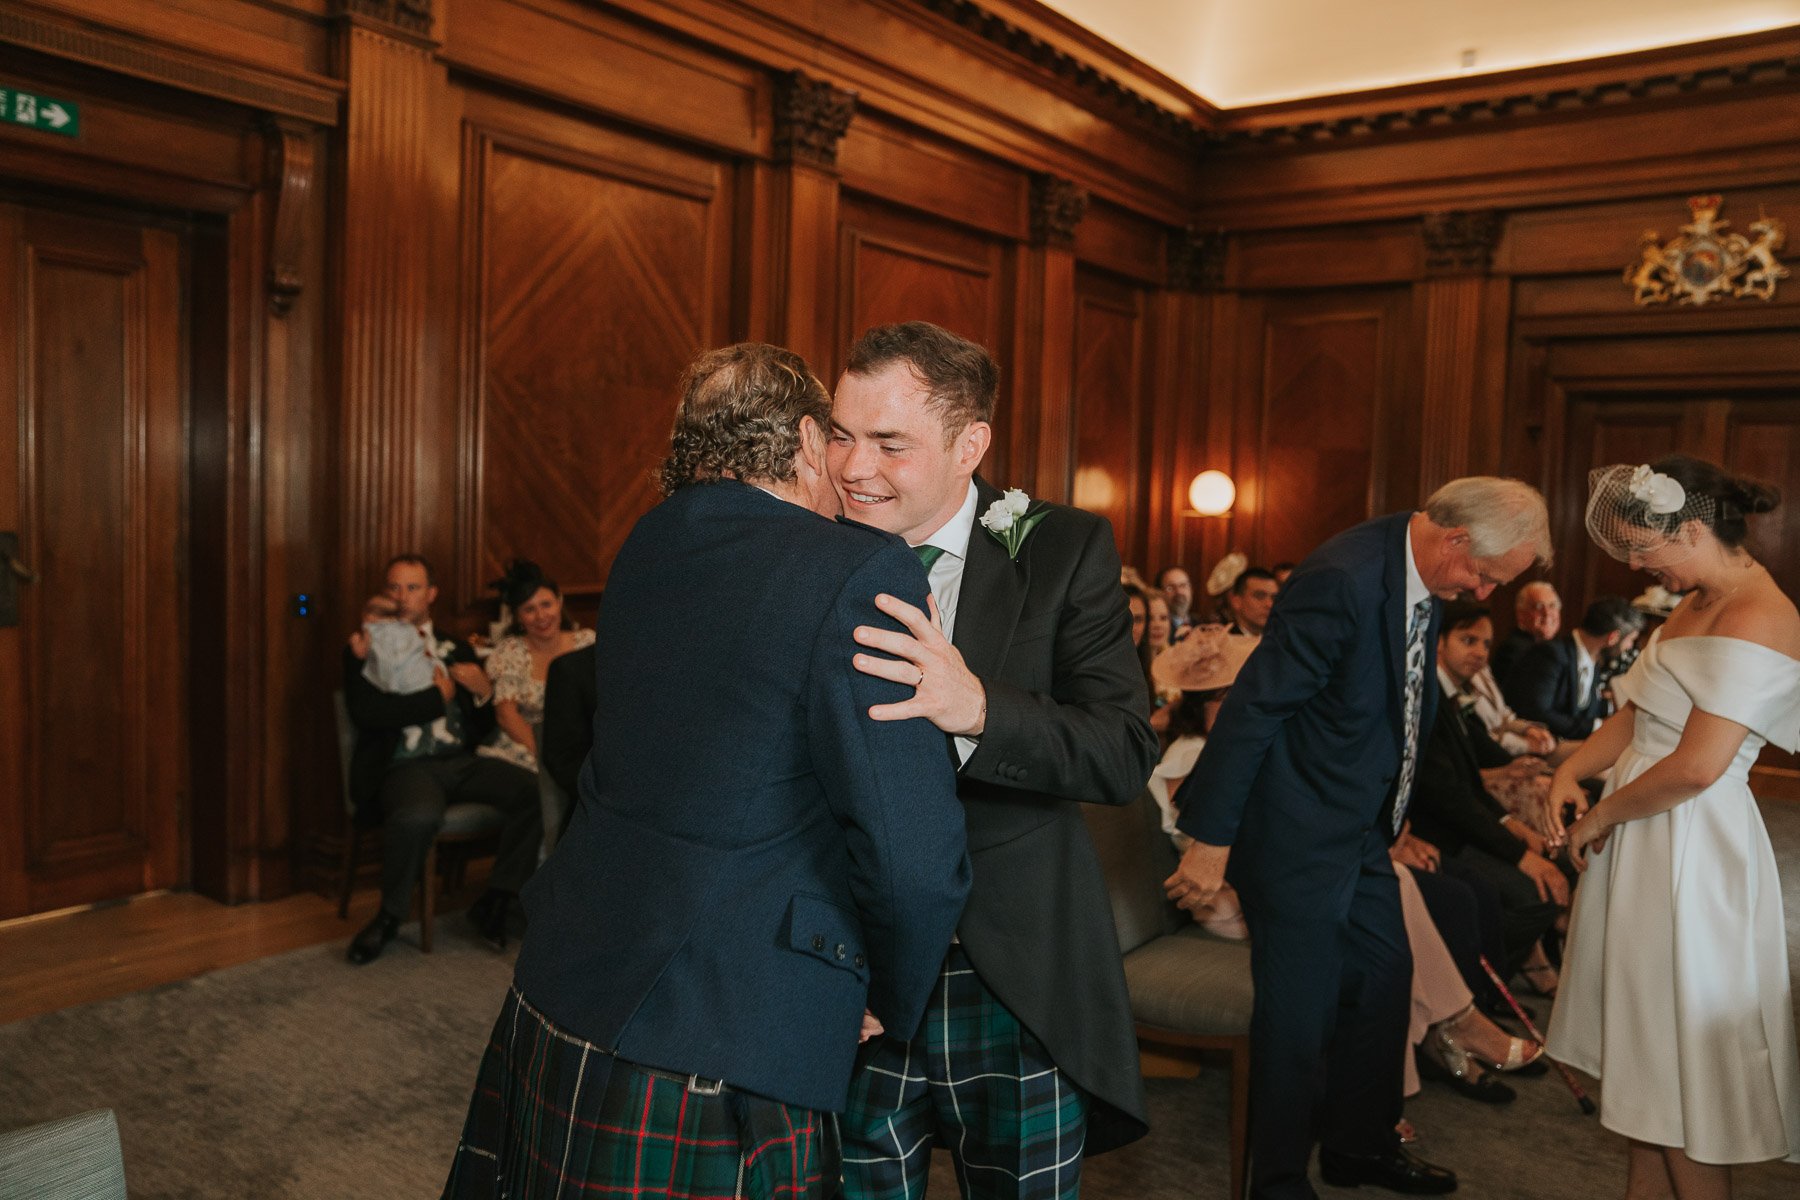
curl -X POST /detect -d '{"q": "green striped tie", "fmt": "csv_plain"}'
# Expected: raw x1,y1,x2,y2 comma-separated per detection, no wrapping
913,544,946,572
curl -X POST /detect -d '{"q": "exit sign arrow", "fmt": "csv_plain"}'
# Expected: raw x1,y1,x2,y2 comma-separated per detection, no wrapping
0,87,80,138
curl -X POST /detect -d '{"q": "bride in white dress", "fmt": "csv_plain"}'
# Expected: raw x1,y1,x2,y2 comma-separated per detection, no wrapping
1542,456,1800,1199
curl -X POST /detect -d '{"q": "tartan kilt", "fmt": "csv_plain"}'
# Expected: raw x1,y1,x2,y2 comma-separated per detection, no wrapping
443,987,841,1200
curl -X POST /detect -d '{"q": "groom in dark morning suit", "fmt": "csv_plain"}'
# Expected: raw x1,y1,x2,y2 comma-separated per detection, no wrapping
829,322,1159,1200
1165,477,1552,1199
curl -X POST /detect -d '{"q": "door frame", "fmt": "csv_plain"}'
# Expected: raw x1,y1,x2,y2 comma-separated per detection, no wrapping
0,52,334,905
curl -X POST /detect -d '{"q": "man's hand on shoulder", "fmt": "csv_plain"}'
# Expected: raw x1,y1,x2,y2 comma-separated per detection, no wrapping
853,593,987,737
1164,840,1232,916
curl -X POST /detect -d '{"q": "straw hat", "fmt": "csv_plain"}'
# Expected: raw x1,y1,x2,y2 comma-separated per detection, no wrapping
1152,624,1255,693
1204,552,1248,598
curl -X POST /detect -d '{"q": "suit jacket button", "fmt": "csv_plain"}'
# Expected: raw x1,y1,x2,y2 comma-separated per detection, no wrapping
812,935,825,951
853,953,866,968
835,944,847,959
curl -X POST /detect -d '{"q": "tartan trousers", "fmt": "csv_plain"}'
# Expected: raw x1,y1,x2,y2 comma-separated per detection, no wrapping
841,946,1086,1200
442,987,840,1200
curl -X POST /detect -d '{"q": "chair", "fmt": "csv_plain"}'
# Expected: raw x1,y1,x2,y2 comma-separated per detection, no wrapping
1083,792,1252,1200
333,690,504,952
0,1108,128,1199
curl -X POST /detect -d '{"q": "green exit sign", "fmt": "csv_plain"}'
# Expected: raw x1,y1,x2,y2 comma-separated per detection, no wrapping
0,88,79,138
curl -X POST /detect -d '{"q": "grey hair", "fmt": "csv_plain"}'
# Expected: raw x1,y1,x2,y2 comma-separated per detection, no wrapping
1424,477,1554,566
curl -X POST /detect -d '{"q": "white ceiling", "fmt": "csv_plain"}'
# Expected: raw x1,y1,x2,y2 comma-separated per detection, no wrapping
1041,0,1800,108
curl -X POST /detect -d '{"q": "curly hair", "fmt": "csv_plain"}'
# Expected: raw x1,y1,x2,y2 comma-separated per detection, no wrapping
658,343,832,495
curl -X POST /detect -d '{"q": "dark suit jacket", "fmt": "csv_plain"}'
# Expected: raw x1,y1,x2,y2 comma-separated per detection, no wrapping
1410,703,1528,863
1176,512,1442,915
1503,634,1603,741
341,637,495,826
513,481,970,1114
950,478,1160,1154
1488,628,1537,685
541,643,596,805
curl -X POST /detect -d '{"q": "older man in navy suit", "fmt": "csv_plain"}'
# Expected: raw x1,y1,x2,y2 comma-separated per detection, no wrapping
441,343,971,1200
1165,478,1551,1199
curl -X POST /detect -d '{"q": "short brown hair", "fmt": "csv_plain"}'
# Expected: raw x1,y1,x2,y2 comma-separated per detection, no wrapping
659,343,831,495
845,321,998,439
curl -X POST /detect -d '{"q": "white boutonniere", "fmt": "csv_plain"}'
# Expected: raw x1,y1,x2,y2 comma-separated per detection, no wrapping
979,488,1048,560
1628,464,1686,515
434,638,457,661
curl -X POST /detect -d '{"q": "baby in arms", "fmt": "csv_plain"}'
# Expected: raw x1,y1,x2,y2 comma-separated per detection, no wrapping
362,595,456,752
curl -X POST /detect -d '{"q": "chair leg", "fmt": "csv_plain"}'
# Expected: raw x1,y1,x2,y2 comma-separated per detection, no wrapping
421,839,437,954
1229,1035,1250,1200
337,823,360,920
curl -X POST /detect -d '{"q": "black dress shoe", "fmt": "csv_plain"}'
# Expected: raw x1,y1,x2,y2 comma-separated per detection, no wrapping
468,889,512,952
1416,1031,1516,1104
347,912,400,965
1318,1146,1457,1194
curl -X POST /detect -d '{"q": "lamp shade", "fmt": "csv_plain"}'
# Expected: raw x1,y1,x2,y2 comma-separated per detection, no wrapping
1187,470,1236,516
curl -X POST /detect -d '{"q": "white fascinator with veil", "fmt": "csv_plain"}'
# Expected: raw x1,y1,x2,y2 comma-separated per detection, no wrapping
1585,463,1715,566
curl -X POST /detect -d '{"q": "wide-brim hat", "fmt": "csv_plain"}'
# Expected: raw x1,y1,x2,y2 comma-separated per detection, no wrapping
1153,625,1255,693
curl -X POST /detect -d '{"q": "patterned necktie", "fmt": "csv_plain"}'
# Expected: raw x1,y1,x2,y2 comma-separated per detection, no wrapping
1392,597,1433,834
913,544,946,572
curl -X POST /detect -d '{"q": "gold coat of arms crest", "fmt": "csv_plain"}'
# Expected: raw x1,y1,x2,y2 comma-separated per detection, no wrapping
1624,195,1787,306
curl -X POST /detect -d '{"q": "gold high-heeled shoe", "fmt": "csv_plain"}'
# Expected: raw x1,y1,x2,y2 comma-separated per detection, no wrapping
1444,1003,1544,1073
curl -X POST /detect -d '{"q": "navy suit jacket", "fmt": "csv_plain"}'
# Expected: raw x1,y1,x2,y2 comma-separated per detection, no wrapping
513,481,971,1113
1503,634,1603,741
1174,512,1441,917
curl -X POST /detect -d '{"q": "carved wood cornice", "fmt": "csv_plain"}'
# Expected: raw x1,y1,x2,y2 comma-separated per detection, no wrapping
773,70,857,169
1217,41,1800,149
335,0,435,41
1169,227,1227,291
263,121,316,315
1029,173,1087,247
1422,210,1502,276
912,0,1209,148
0,6,341,126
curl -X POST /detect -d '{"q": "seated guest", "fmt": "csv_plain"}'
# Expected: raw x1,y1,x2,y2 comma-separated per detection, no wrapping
344,554,545,963
1157,564,1198,640
1122,582,1158,710
1504,595,1646,741
479,559,595,774
539,642,596,834
1223,566,1278,638
1145,629,1254,938
1490,581,1561,681
1393,860,1543,1105
1412,605,1566,984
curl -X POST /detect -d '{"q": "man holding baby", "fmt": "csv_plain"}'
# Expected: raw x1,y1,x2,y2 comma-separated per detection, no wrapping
343,554,544,964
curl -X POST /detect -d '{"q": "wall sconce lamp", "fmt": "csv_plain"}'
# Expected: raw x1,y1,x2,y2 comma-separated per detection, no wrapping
1186,470,1236,517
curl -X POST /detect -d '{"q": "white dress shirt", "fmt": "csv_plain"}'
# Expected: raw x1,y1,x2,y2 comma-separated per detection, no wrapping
915,481,981,765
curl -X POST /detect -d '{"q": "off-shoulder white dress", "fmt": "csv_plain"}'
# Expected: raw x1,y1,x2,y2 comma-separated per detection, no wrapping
1548,629,1800,1164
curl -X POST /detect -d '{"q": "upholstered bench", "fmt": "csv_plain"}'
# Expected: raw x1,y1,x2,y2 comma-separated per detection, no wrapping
1084,791,1252,1199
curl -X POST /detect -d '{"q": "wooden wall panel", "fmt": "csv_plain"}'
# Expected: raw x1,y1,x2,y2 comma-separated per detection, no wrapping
837,198,1012,481
1069,269,1148,563
459,125,733,602
1233,290,1412,566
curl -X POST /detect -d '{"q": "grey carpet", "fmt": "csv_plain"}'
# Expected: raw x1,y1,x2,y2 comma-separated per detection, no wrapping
2,801,1797,1198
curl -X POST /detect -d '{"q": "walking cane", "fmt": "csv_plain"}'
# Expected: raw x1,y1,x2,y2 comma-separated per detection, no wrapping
1479,955,1596,1115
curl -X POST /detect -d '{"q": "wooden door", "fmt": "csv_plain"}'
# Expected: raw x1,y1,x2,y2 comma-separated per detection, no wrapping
0,203,187,920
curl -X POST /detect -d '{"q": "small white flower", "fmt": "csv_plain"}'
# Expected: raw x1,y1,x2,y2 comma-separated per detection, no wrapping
1629,464,1686,515
980,488,1045,560
435,639,457,659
